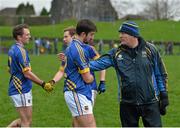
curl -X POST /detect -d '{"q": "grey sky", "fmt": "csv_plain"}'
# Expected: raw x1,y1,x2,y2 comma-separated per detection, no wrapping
0,0,144,17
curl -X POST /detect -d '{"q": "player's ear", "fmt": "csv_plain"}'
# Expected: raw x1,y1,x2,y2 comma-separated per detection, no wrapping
80,32,87,37
17,35,22,40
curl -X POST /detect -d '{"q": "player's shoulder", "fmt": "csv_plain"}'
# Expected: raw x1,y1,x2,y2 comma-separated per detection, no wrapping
68,40,84,56
70,39,80,47
82,44,92,50
88,45,96,50
8,44,21,55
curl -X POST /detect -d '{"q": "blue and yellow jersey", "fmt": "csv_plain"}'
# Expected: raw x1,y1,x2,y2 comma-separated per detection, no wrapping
83,45,100,91
8,43,32,96
63,39,93,101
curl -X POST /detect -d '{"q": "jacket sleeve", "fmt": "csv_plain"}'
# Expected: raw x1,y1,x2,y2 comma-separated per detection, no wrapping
152,46,168,93
89,48,117,71
89,54,114,71
156,52,168,92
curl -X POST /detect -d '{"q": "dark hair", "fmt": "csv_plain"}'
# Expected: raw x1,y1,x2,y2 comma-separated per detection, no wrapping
64,26,76,37
12,24,29,40
76,19,97,35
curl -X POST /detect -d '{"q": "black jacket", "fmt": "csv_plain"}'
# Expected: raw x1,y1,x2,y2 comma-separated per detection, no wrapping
90,37,163,105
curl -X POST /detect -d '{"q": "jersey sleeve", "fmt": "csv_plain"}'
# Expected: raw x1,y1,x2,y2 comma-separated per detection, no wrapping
88,45,100,60
17,47,31,72
71,43,90,74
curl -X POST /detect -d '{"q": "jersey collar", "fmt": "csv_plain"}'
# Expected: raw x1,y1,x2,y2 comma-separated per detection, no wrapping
16,42,24,47
73,39,84,45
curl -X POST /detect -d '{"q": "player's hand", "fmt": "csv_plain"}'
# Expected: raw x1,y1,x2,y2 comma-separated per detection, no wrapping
57,52,65,61
41,81,54,93
159,91,169,115
48,79,55,86
98,81,106,94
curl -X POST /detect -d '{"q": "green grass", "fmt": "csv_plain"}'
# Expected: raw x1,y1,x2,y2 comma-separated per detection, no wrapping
0,54,180,126
1,20,180,41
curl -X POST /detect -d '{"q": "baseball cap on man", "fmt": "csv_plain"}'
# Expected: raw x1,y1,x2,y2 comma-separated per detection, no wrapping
118,21,139,37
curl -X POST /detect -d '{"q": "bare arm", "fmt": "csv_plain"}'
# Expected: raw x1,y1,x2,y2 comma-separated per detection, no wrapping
81,71,94,84
23,70,44,86
52,70,64,83
99,70,106,81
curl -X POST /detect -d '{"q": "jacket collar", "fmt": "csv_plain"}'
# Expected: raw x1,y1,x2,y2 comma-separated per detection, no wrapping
119,37,146,51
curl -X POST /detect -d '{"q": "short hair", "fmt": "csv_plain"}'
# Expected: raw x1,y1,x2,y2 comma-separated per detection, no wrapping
64,26,76,37
76,19,97,35
12,24,29,40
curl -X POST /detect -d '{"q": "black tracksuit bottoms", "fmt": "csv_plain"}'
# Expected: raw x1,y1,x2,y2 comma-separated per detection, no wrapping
120,101,162,127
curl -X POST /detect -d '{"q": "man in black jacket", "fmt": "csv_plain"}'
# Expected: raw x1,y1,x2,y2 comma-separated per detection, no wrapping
89,21,169,127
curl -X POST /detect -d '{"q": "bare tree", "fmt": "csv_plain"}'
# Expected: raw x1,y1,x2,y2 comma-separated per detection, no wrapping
141,0,180,20
111,0,136,18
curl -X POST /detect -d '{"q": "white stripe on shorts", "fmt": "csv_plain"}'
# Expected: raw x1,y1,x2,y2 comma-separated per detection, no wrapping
10,90,32,107
72,91,83,115
64,91,93,117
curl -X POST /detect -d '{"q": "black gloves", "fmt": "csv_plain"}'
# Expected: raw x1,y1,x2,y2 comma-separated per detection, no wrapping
98,81,106,94
159,91,169,115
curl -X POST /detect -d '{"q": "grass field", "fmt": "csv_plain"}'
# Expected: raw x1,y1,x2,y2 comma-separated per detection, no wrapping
1,20,180,41
0,53,180,126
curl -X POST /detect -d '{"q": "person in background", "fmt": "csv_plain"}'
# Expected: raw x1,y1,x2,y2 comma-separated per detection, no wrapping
98,39,104,55
48,26,76,90
53,38,58,54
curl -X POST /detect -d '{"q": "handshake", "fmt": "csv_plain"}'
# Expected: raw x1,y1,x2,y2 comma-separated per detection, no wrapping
41,80,55,92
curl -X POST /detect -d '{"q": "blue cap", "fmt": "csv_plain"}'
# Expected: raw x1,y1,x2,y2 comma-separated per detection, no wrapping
118,21,139,37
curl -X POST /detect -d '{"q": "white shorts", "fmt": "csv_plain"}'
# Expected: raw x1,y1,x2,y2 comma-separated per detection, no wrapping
91,90,97,106
64,91,93,117
10,91,32,107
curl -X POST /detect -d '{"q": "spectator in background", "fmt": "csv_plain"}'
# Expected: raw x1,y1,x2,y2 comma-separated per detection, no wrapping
165,42,173,55
53,38,58,54
168,42,173,55
45,38,52,54
109,40,114,49
98,39,104,54
34,37,41,55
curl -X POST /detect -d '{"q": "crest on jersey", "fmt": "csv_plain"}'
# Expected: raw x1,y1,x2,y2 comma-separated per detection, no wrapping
117,54,123,60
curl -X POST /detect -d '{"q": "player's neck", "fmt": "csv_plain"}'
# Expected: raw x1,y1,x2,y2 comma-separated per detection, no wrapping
75,36,84,43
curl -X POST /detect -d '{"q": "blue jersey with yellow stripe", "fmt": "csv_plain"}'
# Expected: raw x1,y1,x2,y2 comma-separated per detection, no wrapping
8,43,32,96
83,45,100,91
63,39,93,101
